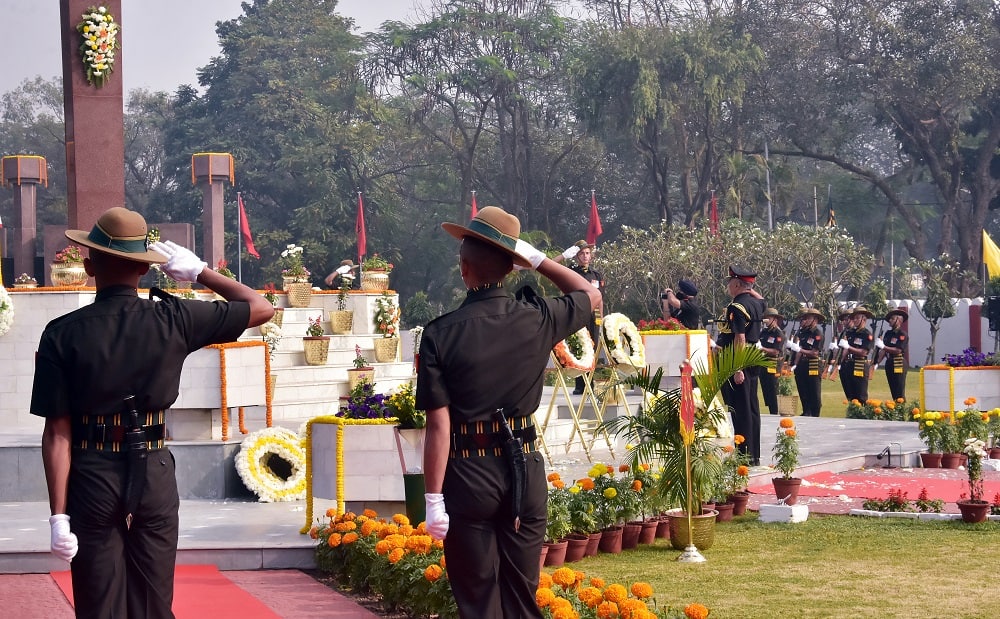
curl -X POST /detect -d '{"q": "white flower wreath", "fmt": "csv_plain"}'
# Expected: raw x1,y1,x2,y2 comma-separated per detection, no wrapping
553,327,596,375
235,427,306,502
0,286,13,337
77,6,119,88
601,313,645,371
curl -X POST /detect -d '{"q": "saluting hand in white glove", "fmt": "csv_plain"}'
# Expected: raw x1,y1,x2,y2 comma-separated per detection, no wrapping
149,240,207,283
513,240,546,271
560,245,580,261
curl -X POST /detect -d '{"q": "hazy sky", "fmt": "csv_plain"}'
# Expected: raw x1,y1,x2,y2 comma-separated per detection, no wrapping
3,0,418,95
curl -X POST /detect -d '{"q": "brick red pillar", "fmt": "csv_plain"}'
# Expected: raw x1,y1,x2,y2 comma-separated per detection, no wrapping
1,156,48,281
60,0,125,237
191,153,235,272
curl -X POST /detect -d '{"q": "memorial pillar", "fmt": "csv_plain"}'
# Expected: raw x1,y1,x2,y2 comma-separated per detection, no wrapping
191,153,234,272
1,156,48,280
60,0,125,234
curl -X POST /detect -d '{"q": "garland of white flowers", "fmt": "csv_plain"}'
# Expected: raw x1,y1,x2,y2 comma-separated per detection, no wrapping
77,6,119,88
601,313,645,371
236,427,306,502
553,327,596,374
0,286,13,338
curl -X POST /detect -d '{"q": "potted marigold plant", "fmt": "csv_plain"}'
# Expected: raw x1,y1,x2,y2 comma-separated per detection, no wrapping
771,417,801,504
913,408,945,467
302,315,330,366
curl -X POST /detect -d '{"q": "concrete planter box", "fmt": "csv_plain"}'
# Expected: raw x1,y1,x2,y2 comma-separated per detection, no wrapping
641,331,711,382
920,365,1000,412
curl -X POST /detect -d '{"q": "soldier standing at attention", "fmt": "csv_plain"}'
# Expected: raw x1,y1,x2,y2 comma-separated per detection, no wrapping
788,308,825,417
838,306,874,402
875,307,909,401
716,266,766,465
757,308,785,415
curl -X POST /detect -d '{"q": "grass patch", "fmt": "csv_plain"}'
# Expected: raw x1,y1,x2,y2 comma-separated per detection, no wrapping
572,513,995,618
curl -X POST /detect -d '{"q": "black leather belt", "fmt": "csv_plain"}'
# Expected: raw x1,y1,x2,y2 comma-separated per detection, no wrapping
72,411,166,451
451,426,537,452
450,417,537,458
73,422,165,445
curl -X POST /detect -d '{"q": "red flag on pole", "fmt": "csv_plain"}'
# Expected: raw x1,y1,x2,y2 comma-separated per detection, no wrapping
709,191,719,236
586,190,603,245
679,361,696,446
356,191,367,262
471,191,478,219
237,193,260,259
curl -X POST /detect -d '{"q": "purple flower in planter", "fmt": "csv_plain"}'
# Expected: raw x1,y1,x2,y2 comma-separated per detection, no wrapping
943,348,996,367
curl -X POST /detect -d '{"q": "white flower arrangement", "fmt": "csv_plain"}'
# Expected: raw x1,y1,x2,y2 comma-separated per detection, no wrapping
259,321,282,361
280,244,310,281
411,326,424,352
76,6,119,88
235,427,306,502
601,313,646,370
0,286,13,338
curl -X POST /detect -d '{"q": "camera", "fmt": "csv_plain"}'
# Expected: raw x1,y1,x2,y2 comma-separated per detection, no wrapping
660,293,670,300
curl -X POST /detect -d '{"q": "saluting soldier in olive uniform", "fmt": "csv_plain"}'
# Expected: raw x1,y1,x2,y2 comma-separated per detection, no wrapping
33,207,273,619
788,308,825,417
716,266,766,465
555,240,604,394
875,307,909,401
757,308,785,415
838,306,874,402
417,207,601,619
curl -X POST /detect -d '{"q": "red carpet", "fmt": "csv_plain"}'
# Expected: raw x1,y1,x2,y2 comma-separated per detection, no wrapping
51,564,280,618
748,467,1000,503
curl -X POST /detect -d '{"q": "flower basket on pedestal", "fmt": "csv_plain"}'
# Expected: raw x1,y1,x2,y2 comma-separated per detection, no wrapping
285,282,312,308
302,337,330,365
361,271,389,292
329,310,353,334
777,394,800,417
373,337,399,363
347,368,375,391
50,262,88,286
268,308,284,328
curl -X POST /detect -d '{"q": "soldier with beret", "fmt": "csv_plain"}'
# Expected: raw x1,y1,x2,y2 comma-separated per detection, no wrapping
838,306,875,402
788,308,826,417
757,308,785,415
416,207,601,618
875,307,909,400
32,207,274,618
716,265,766,465
660,278,702,329
555,240,605,394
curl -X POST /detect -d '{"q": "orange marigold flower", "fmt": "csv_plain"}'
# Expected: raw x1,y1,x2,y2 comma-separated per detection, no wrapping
632,480,643,492
439,555,446,569
603,583,628,605
640,463,650,471
965,397,977,406
620,598,647,617
325,508,337,518
897,397,905,403
684,603,710,619
785,429,797,438
553,479,566,489
425,564,443,582
326,533,342,548
538,572,553,589
779,417,795,428
630,582,653,599
399,524,415,536
362,508,378,518
392,513,410,526
388,547,405,563
553,567,577,589
550,597,574,613
589,577,606,589
552,606,578,619
873,407,882,415
619,464,630,472
736,465,749,477
360,520,379,536
374,540,390,555
578,478,596,491
578,586,604,608
596,601,620,619
536,587,557,608
342,532,358,544
574,570,585,587
308,526,319,540
734,434,745,445
341,511,356,521
723,444,735,454
983,413,991,422
548,472,562,482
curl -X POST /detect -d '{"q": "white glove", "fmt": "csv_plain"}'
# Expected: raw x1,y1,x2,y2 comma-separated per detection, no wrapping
828,342,839,351
838,339,850,350
875,338,885,349
424,493,449,539
149,240,206,283
754,341,764,350
710,339,720,350
560,245,580,261
335,264,351,276
789,365,797,372
513,239,546,270
787,341,801,353
49,514,78,562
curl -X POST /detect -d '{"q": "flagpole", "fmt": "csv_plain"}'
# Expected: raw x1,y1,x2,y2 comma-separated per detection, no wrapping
813,186,818,230
764,141,773,232
236,191,243,283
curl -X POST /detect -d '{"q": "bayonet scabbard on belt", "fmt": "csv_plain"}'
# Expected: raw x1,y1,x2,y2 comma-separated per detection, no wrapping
122,395,148,529
492,408,526,533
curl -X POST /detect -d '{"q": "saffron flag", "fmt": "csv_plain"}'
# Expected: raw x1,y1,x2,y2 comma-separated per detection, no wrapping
984,230,1000,279
825,194,837,228
709,192,719,236
471,191,478,219
586,191,603,245
679,361,696,446
237,194,260,259
356,192,367,262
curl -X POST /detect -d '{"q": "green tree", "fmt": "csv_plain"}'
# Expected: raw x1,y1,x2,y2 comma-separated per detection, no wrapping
894,256,965,364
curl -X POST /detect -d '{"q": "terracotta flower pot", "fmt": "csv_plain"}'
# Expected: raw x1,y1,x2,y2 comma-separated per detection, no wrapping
538,544,548,570
727,491,750,515
989,447,1000,460
919,452,943,468
714,501,735,522
598,525,624,554
941,453,963,469
638,519,658,544
772,477,802,505
543,540,568,566
584,532,602,557
956,499,990,524
562,534,589,563
621,522,642,550
654,518,671,539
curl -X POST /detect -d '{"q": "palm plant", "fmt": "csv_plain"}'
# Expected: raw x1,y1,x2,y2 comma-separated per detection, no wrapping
598,345,770,515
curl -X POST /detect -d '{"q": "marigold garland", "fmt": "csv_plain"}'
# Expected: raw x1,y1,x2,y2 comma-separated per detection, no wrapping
207,341,272,441
235,426,306,502
601,313,646,371
553,327,597,374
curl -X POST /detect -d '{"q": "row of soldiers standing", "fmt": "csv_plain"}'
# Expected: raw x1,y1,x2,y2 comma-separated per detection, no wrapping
756,305,909,417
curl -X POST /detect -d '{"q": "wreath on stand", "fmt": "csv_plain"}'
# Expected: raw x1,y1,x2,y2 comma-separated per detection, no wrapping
77,6,119,88
553,327,596,376
235,427,306,502
0,286,13,338
601,313,646,372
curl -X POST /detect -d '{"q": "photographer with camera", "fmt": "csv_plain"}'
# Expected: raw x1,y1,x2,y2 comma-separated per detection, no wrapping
660,279,701,329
